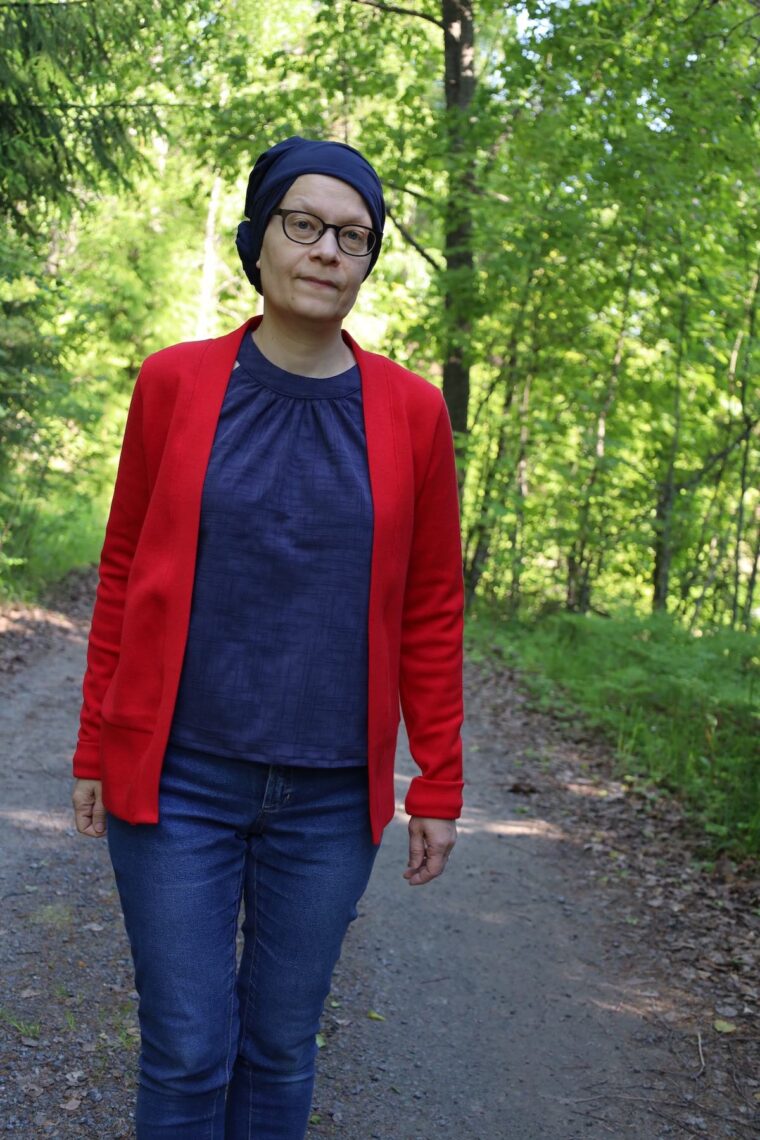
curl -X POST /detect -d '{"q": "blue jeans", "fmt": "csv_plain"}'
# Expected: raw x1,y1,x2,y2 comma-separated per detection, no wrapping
106,742,380,1139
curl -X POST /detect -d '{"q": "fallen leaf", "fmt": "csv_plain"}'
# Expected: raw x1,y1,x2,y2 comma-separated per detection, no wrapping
713,1019,737,1034
367,1009,385,1021
509,780,538,795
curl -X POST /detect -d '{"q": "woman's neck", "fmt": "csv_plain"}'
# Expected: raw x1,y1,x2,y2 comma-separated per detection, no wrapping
252,313,355,378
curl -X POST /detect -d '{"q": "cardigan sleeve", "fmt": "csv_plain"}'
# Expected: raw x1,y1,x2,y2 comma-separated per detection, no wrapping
72,367,151,779
400,395,465,820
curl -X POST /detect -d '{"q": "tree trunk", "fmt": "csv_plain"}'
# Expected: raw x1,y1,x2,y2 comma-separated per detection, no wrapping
730,261,759,626
566,240,638,612
508,371,531,614
463,274,537,607
441,0,475,481
195,173,223,340
742,511,760,629
652,284,688,612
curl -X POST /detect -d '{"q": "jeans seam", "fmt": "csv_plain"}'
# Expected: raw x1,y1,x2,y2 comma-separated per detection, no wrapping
208,1083,225,1139
242,838,261,1140
224,851,247,1099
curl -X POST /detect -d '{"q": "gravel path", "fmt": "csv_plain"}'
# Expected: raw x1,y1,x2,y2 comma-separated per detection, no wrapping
0,592,757,1138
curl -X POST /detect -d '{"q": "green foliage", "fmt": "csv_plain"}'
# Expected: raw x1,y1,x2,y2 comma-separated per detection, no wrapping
467,601,760,856
460,0,760,628
1,0,759,633
0,0,219,220
0,147,211,596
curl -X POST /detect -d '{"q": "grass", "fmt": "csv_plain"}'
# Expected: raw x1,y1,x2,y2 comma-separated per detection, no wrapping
0,485,108,602
465,599,760,857
0,1006,41,1038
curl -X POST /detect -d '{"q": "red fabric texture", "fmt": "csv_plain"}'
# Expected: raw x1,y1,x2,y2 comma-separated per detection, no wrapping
72,316,465,843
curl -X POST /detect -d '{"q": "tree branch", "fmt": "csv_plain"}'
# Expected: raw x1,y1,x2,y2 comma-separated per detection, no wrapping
2,99,190,110
676,0,707,23
677,417,760,492
347,0,444,30
383,179,435,204
0,1,91,7
386,204,443,271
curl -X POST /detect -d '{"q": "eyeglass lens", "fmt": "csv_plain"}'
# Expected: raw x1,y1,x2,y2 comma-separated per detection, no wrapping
282,211,375,256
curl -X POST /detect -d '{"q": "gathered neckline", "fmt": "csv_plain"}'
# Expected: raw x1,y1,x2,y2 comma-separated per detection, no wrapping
234,332,361,400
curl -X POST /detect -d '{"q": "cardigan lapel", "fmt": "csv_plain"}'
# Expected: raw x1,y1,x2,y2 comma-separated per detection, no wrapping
156,318,256,709
343,327,401,578
157,317,401,762
342,327,402,774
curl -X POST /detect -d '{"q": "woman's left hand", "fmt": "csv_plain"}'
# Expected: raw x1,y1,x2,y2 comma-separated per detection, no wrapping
403,817,457,886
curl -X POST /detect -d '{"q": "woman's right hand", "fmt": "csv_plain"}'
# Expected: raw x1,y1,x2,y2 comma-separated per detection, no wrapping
72,778,107,838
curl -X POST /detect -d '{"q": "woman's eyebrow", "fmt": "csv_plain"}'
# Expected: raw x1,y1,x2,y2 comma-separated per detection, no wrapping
284,198,371,225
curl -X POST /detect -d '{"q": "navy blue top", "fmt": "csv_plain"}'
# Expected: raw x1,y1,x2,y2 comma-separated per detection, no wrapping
168,331,374,766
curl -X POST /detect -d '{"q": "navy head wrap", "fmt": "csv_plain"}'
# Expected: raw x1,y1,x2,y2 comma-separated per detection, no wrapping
236,136,385,295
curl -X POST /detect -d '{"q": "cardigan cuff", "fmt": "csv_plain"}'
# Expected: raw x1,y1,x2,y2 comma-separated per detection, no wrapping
72,741,102,781
404,776,464,821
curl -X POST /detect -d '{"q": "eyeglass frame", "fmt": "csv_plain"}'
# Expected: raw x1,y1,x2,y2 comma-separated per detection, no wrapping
269,208,379,257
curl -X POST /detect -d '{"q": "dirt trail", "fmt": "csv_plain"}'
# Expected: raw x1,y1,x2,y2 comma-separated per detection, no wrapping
0,589,757,1138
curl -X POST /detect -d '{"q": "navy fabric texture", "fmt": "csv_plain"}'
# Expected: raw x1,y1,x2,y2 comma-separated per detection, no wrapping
168,331,374,766
236,135,385,293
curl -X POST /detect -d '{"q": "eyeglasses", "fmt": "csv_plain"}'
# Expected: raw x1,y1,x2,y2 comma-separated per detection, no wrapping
270,208,379,257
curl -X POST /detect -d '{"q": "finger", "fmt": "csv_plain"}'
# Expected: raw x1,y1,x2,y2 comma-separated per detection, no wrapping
72,793,106,839
92,802,107,835
405,824,426,876
405,862,436,886
423,847,448,879
406,847,449,886
73,802,94,836
72,791,91,831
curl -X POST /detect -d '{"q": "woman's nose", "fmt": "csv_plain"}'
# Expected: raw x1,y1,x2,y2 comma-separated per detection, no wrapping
310,228,341,258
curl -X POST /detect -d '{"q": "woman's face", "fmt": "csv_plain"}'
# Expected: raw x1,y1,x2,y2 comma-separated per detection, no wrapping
256,173,373,326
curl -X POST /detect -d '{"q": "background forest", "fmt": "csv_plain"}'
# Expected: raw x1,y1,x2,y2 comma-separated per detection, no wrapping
1,0,758,852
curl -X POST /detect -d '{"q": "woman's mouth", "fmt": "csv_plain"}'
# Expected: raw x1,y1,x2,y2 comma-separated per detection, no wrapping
299,276,338,289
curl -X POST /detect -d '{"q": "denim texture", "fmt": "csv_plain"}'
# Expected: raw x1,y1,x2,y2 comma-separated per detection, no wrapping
106,742,380,1139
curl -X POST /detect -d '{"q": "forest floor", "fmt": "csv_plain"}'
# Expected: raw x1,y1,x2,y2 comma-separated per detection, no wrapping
0,569,758,1140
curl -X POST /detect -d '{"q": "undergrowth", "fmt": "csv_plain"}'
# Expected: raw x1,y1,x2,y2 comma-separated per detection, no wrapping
465,601,760,858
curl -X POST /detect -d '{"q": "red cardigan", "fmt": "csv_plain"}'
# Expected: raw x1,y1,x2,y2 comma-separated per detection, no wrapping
72,316,464,843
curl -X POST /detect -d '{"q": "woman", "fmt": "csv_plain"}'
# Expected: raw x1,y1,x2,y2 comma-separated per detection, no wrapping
71,136,464,1139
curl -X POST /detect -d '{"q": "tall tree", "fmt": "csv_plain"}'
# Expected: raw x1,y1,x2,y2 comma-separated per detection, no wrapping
0,0,217,219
